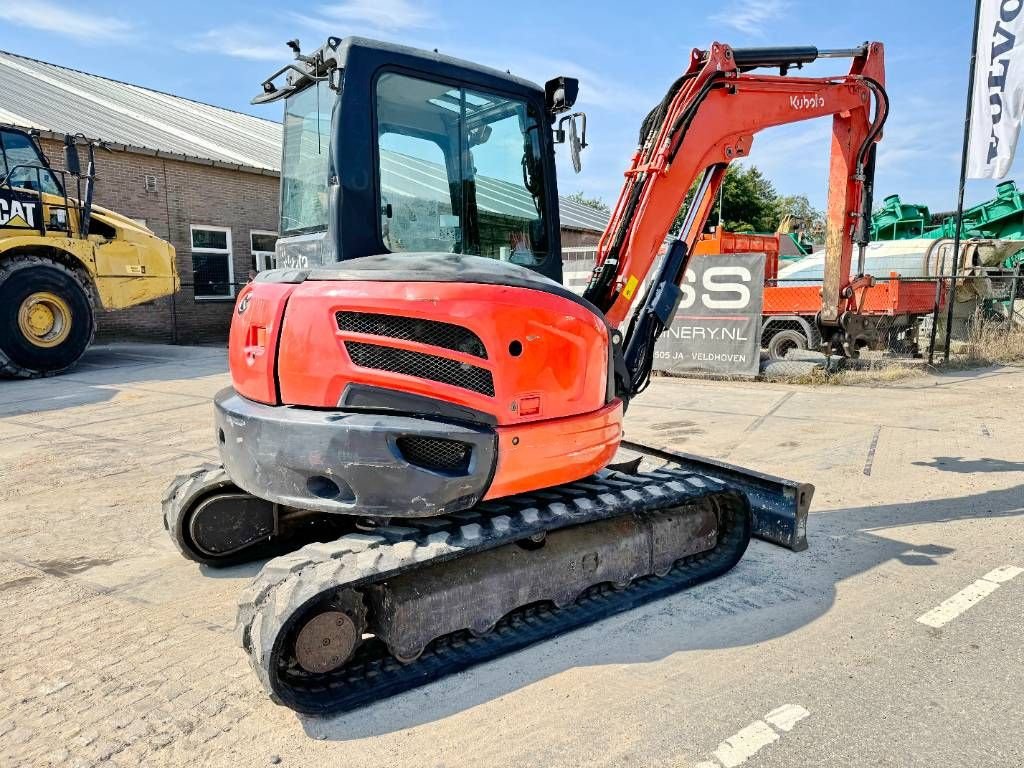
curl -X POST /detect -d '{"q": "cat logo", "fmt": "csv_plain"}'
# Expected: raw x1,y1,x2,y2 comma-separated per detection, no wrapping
0,192,38,229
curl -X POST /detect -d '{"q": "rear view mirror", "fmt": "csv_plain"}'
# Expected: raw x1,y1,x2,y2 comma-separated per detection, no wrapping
63,135,81,176
468,124,492,147
555,113,588,174
569,118,583,173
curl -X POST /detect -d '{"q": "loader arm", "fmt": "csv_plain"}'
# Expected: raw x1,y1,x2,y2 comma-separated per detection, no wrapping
584,42,887,396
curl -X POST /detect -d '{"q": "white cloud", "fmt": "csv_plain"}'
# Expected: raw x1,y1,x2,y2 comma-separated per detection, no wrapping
875,96,960,178
182,26,286,62
295,0,437,36
465,50,658,115
318,0,435,30
710,0,791,37
186,1,436,62
0,1,133,43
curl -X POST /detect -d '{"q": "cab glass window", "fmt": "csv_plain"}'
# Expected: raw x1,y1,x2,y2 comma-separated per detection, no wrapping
375,72,549,265
0,130,61,195
281,80,332,235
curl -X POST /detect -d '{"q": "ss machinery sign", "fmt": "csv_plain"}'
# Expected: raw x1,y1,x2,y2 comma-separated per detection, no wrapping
0,188,41,230
653,252,765,377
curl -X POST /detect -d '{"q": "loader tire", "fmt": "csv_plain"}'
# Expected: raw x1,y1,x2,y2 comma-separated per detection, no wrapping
0,255,95,378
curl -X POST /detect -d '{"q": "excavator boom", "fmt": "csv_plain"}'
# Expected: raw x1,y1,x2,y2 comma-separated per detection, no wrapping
586,43,886,394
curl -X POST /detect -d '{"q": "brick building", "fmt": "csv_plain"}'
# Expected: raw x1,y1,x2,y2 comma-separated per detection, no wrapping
0,50,606,344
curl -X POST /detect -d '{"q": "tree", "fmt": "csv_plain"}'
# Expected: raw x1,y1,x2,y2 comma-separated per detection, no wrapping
773,194,826,243
673,165,779,234
566,190,610,214
671,164,826,246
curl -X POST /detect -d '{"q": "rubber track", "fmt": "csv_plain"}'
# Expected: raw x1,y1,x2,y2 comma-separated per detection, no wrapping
161,464,239,564
237,467,751,714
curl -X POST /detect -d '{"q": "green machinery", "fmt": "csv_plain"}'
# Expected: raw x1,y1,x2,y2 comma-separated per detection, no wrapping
871,181,1024,326
871,181,1024,269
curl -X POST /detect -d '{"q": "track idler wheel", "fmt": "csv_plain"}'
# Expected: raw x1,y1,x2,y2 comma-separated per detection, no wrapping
292,590,367,674
162,466,277,567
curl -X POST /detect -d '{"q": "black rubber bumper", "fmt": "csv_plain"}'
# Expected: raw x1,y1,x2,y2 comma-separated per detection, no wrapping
214,388,497,517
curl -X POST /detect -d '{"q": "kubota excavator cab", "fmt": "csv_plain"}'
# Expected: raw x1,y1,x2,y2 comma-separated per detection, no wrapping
166,36,850,713
260,36,576,279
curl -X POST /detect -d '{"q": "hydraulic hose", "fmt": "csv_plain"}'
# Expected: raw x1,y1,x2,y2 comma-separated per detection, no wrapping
584,73,724,311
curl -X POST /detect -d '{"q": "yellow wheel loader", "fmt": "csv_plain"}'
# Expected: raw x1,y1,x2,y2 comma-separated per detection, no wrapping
0,127,178,377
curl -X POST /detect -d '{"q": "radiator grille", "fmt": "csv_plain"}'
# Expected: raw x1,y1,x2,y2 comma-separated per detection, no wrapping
345,341,495,396
396,436,472,474
336,311,487,359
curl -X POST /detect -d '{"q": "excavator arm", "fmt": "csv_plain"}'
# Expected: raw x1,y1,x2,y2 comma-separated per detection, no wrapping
584,42,887,397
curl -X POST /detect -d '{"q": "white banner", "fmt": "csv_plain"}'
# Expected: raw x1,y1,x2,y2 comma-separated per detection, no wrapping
968,0,1024,179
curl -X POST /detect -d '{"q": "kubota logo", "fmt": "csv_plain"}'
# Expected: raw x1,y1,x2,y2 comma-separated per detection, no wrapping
790,94,825,110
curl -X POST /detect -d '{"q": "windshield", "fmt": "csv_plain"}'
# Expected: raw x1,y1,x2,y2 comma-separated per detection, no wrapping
376,72,549,264
280,80,332,236
0,130,62,196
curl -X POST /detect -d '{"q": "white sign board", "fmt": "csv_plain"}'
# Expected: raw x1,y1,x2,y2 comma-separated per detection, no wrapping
653,252,766,377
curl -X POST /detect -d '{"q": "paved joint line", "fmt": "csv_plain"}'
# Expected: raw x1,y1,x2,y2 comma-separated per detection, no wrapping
744,392,795,434
3,399,212,434
42,399,212,430
916,565,1023,628
863,425,882,476
694,704,810,767
0,549,236,637
2,417,218,461
719,392,796,460
631,400,945,434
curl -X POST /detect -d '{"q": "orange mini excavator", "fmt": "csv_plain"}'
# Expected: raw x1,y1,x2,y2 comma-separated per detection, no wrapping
164,37,884,713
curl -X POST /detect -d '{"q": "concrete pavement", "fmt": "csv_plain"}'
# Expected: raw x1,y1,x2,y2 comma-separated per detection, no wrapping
0,344,1020,767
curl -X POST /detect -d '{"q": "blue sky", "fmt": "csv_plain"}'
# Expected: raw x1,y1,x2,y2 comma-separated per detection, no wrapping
0,0,993,215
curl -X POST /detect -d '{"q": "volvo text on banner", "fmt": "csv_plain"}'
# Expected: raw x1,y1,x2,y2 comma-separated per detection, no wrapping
968,0,1024,179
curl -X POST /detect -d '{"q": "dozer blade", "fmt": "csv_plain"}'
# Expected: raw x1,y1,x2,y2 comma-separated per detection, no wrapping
617,440,813,552
236,467,752,715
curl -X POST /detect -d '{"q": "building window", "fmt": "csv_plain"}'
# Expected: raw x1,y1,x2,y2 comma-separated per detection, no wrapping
250,230,279,274
190,225,234,299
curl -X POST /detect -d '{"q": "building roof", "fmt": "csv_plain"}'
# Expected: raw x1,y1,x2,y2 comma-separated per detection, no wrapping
0,49,608,232
0,49,281,173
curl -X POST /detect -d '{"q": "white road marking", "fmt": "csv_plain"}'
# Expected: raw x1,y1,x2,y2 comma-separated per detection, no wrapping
696,704,811,767
916,565,1023,628
764,703,811,732
712,721,778,768
982,565,1024,583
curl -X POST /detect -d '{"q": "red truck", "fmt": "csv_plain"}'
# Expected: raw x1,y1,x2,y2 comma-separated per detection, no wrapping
694,228,940,359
